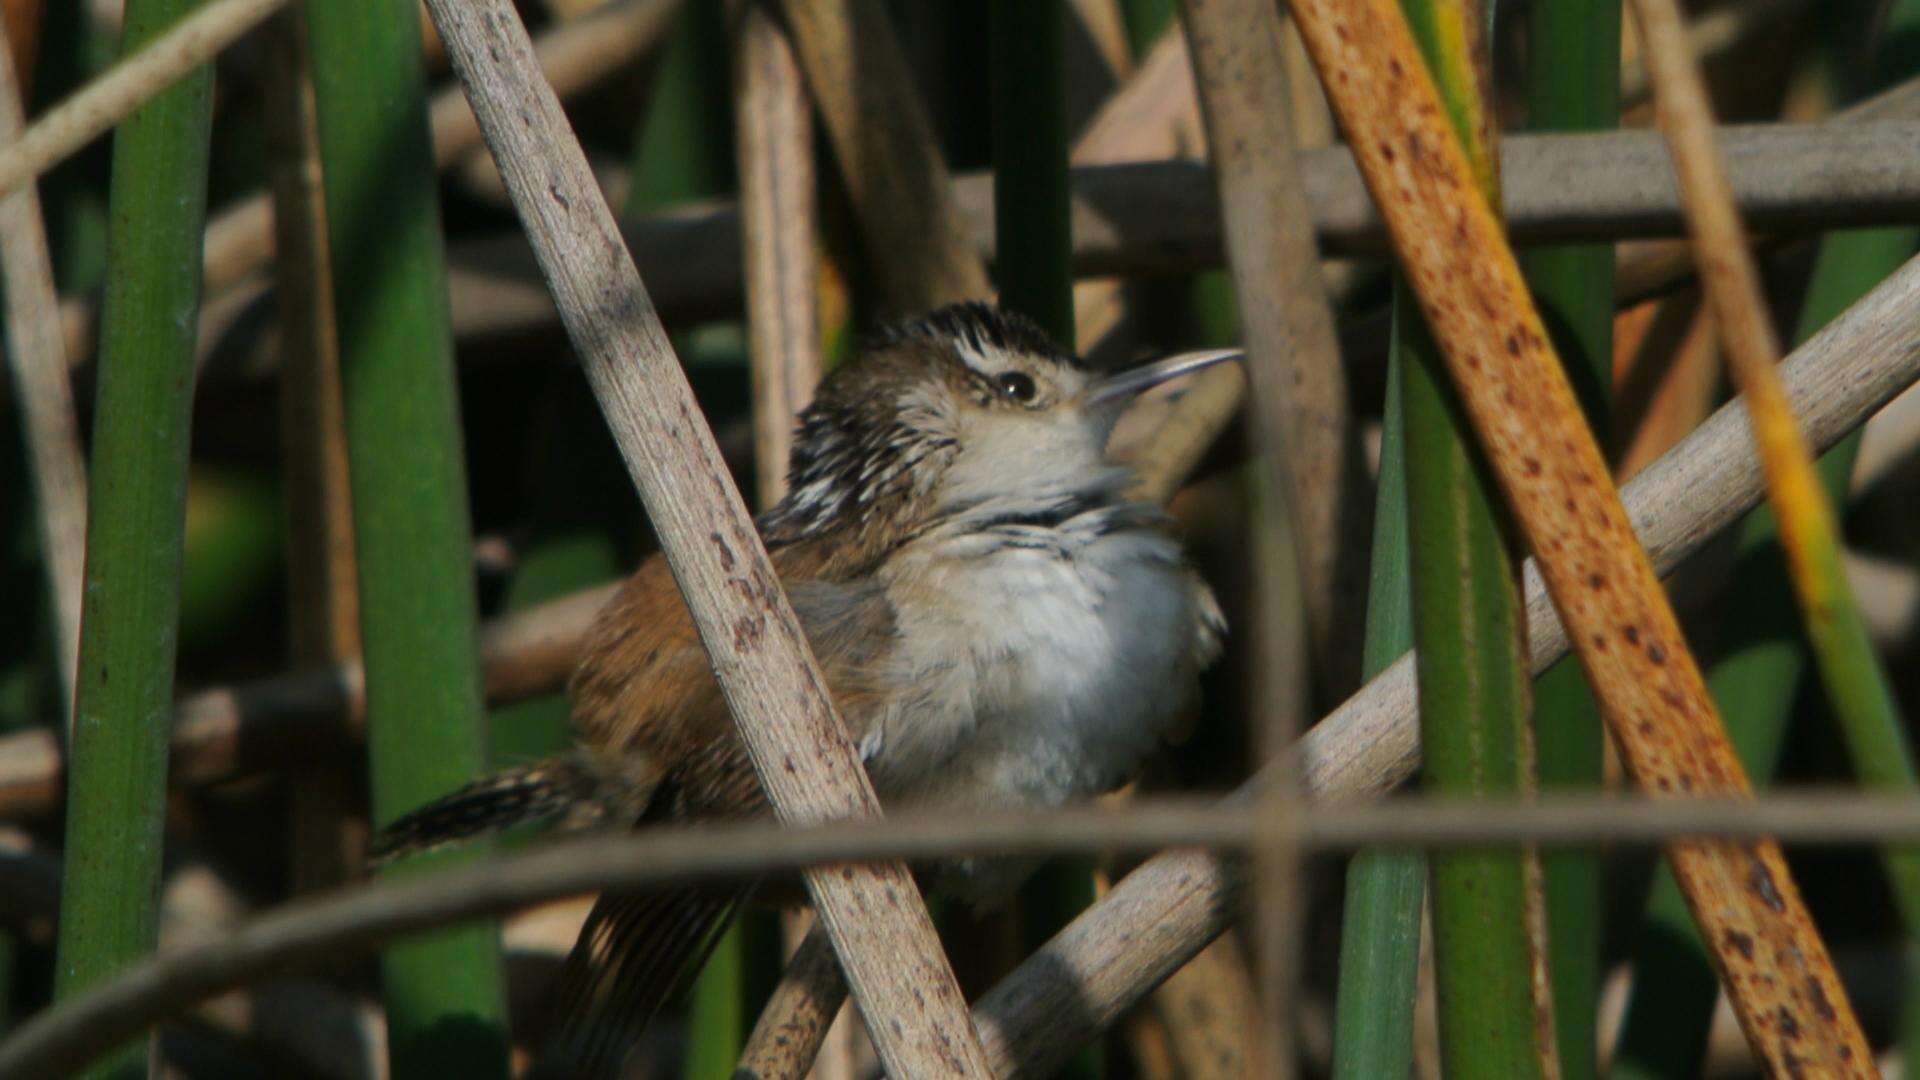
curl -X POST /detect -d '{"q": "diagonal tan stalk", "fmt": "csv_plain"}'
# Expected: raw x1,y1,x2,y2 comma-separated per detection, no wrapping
1278,0,1871,1071
419,0,990,1075
735,928,848,1080
1624,4,1800,446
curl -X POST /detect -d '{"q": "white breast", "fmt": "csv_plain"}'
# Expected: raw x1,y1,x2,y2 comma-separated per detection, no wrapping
866,506,1222,817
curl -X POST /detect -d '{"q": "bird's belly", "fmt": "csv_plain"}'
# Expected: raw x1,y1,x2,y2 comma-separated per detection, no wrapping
872,526,1207,817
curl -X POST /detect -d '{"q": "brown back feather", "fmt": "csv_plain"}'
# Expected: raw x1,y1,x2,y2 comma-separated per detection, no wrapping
541,542,900,1074
567,542,900,820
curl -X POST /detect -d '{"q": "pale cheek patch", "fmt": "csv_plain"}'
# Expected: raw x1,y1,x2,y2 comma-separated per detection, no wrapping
942,411,1108,507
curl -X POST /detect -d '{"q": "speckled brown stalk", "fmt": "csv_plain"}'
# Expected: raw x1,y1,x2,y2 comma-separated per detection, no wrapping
1279,0,1871,1073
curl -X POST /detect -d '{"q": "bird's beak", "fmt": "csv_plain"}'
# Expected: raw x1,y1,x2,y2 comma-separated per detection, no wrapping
1085,348,1245,406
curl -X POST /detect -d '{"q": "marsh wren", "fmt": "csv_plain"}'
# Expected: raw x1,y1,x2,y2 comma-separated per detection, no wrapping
373,303,1235,1075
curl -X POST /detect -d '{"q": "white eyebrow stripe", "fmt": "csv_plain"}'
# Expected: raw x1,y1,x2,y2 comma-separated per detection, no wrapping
951,336,994,374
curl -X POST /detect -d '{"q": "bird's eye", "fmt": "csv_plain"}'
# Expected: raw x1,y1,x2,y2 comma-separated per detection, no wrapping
997,371,1037,402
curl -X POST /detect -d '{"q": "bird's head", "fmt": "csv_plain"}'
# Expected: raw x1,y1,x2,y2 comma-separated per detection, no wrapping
759,302,1239,549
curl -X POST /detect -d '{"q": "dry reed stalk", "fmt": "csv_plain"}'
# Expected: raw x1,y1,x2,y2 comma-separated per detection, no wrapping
265,7,358,669
262,8,365,896
729,4,846,1072
1181,0,1365,695
1867,554,1920,646
1276,0,1867,1070
1074,28,1206,163
1609,73,1920,309
777,0,990,313
1120,1008,1180,1078
732,0,820,510
1613,238,1700,309
1278,14,1334,150
0,0,289,201
1847,551,1920,651
1177,2,1349,1072
0,12,84,720
0,577,612,825
419,0,990,1074
1148,927,1275,1079
736,925,849,1080
132,94,1920,382
1056,118,1920,267
350,116,1920,369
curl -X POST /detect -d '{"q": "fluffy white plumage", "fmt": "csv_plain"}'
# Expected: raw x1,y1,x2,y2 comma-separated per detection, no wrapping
852,326,1226,898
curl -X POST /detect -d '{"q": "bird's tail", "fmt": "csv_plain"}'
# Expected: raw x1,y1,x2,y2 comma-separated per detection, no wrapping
367,754,648,866
534,886,748,1079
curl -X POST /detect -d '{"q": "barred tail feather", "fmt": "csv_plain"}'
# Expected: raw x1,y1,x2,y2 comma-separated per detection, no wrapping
534,887,747,1079
368,755,614,866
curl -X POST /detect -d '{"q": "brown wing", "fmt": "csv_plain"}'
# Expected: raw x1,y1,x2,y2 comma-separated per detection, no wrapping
541,553,895,1075
567,549,898,821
